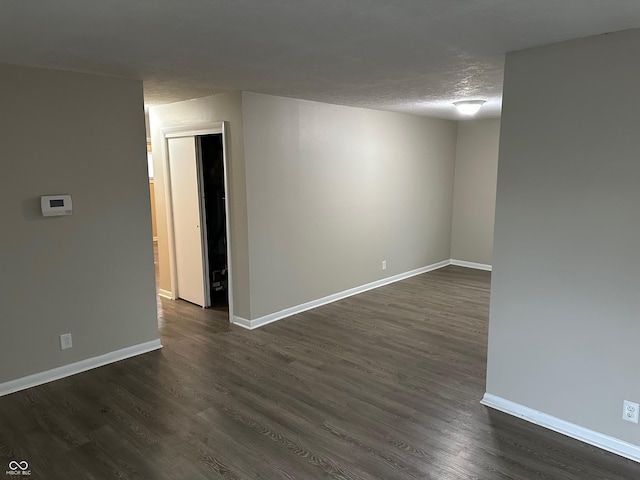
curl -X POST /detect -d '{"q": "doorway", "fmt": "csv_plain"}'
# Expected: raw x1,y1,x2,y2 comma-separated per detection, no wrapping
164,123,233,319
198,134,228,308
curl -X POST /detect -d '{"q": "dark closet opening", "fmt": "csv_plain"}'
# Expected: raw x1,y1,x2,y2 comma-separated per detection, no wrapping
198,134,228,308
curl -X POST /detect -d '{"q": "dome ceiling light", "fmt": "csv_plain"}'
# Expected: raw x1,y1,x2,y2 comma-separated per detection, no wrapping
453,100,486,116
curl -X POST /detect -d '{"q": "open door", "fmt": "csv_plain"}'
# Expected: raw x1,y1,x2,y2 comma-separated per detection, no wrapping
163,123,233,318
167,136,208,307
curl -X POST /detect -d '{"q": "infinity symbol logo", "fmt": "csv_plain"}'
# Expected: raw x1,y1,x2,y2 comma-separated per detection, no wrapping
8,461,29,471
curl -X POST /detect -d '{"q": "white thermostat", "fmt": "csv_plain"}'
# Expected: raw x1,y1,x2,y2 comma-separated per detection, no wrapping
41,195,73,216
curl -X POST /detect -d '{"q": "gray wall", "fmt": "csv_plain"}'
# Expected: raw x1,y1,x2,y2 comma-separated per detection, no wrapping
149,92,251,319
487,29,640,445
451,118,500,266
242,92,458,319
0,64,159,384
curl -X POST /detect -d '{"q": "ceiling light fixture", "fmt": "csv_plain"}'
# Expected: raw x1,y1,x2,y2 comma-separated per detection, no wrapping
453,100,486,116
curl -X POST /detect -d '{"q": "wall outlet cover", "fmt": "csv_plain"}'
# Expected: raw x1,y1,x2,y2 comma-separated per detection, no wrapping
623,400,639,424
60,333,73,350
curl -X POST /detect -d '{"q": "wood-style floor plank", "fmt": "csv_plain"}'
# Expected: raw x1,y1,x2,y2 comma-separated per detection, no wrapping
1,264,639,479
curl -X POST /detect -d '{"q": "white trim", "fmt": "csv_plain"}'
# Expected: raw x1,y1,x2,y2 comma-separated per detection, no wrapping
158,289,174,300
481,393,640,464
231,260,450,330
231,316,253,330
164,127,223,139
450,259,492,271
160,130,178,299
220,122,235,323
0,340,163,397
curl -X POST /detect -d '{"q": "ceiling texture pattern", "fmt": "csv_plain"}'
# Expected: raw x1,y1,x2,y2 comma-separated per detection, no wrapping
2,0,640,119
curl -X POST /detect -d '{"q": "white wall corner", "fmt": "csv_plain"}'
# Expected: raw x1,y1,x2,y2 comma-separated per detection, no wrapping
0,339,163,397
481,393,640,464
450,259,492,271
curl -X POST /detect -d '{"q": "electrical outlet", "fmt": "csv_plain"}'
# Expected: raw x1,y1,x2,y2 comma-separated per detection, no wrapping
382,260,387,270
60,333,73,350
623,400,639,424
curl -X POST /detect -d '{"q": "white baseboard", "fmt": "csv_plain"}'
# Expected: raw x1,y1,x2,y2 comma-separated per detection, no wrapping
231,259,450,330
0,339,163,397
231,316,253,330
158,289,174,300
450,259,492,271
481,393,640,463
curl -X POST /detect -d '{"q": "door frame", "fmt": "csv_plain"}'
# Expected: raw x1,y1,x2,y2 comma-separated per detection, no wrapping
161,122,234,320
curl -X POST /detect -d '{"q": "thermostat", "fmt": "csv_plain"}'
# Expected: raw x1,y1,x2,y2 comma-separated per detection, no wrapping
41,195,73,216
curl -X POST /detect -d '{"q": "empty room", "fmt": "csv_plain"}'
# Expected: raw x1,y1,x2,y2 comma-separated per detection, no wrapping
2,2,640,479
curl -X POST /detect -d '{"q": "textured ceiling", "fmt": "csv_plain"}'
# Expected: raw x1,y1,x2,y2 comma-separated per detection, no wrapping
2,1,640,119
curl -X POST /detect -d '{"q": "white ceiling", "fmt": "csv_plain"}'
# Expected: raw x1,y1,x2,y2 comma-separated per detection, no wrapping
2,0,640,119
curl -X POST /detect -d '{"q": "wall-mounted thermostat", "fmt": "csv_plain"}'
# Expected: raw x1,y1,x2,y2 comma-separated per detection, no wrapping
41,195,73,216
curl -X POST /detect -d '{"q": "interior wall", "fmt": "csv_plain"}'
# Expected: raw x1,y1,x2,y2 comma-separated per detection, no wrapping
148,92,250,318
149,180,158,239
451,118,500,266
487,29,640,445
242,92,458,320
0,64,159,384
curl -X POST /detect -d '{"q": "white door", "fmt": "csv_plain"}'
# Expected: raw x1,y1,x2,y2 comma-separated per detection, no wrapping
167,136,207,306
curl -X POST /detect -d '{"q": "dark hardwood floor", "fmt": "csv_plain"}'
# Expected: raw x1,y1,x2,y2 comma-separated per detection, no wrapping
1,258,639,479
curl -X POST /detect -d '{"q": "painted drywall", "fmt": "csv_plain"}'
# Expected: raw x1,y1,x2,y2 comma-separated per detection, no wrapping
145,110,151,139
451,118,500,265
0,64,159,384
148,92,250,318
149,180,158,239
486,29,640,446
242,92,457,319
